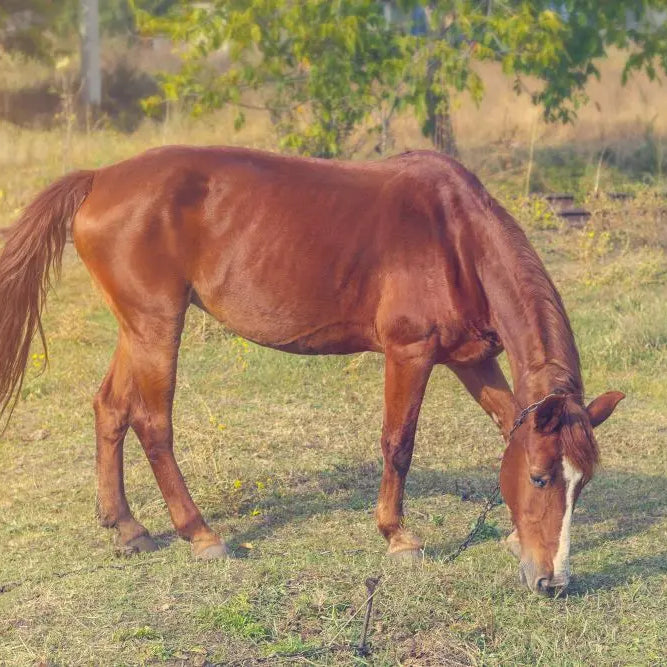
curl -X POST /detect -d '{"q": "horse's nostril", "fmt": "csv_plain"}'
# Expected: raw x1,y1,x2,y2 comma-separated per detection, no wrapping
536,577,550,593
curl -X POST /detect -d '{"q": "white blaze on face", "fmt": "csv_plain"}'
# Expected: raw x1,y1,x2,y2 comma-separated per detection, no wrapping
552,457,583,582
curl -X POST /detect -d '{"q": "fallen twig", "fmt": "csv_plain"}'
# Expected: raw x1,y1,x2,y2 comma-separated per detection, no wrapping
356,576,381,657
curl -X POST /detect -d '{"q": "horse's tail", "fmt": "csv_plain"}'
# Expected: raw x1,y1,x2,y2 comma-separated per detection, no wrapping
0,170,95,427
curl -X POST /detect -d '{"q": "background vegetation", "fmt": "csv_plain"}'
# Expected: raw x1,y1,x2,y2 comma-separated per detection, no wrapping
0,2,666,665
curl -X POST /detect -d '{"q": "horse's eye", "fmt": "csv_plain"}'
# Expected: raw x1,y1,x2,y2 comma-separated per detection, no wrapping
530,474,548,488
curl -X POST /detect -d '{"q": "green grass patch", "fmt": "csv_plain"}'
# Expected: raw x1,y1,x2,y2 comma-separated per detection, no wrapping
196,596,271,640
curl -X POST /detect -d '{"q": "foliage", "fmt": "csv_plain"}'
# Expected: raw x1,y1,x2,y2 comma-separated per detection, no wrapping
0,0,178,60
134,1,667,157
498,1,667,123
136,0,404,157
505,194,560,230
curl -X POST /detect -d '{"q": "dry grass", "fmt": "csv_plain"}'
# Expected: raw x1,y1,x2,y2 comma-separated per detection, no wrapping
452,50,667,148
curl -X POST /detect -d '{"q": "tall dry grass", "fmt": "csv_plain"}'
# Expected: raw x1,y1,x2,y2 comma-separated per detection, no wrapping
1,47,667,228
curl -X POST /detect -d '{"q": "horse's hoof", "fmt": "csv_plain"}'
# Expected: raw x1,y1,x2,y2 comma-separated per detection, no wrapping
387,531,423,562
387,547,422,562
117,533,158,555
193,542,229,561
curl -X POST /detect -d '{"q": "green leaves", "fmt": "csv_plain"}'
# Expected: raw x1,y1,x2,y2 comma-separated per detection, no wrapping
133,0,403,156
134,1,667,157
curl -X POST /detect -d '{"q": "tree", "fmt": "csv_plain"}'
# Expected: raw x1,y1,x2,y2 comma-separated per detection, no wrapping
80,0,101,108
0,0,179,61
136,0,405,157
134,1,667,158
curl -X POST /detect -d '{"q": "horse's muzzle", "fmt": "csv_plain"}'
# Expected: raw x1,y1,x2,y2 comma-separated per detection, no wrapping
520,561,570,594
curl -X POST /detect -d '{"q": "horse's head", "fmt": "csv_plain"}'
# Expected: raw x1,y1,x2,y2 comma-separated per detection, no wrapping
500,391,624,593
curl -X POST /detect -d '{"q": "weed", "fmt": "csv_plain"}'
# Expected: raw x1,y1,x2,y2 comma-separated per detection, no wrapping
113,626,162,642
261,634,320,657
506,194,560,230
196,596,271,641
469,519,502,543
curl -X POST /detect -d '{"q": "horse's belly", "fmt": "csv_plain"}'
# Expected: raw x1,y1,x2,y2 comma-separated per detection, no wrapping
193,286,380,355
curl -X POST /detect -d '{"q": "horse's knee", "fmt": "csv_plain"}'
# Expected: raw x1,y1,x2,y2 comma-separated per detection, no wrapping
131,410,172,462
143,441,173,465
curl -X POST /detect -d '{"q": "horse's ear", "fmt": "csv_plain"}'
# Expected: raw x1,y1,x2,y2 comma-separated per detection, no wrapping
534,394,567,433
586,391,625,427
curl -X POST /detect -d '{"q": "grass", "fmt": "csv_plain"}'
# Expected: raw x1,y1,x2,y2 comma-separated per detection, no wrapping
0,156,666,665
1,52,666,664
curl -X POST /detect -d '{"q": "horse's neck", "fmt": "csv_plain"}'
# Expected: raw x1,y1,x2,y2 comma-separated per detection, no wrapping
501,300,581,407
478,219,583,406
512,359,581,407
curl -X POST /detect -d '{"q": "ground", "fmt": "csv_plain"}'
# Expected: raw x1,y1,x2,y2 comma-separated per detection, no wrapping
1,171,666,665
0,67,666,664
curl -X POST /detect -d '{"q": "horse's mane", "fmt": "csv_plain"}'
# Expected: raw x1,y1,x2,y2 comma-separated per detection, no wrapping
561,398,599,479
498,209,599,477
499,216,583,390
505,216,599,477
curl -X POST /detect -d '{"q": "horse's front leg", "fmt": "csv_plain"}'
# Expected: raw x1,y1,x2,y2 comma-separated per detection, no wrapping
448,357,517,440
449,357,520,557
376,344,434,558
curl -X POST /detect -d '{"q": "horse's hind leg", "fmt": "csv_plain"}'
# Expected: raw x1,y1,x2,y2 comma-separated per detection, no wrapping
376,344,434,558
95,340,157,553
124,313,227,560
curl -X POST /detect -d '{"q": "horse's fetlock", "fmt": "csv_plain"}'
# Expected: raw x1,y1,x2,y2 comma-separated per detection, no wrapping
95,499,117,528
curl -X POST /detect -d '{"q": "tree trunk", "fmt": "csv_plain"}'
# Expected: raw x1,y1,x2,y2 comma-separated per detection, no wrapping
427,90,458,158
425,57,459,158
80,0,101,109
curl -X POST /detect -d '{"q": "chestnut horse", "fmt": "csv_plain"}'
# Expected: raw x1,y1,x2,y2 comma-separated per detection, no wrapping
0,147,623,592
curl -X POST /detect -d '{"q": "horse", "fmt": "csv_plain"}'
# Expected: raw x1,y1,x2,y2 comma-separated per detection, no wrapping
0,146,623,593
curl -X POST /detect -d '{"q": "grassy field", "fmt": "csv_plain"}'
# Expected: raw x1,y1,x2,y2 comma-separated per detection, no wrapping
1,71,667,664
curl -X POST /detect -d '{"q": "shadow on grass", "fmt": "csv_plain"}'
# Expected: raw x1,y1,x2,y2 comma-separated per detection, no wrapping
212,461,500,551
567,553,667,595
203,461,665,585
572,470,667,554
151,532,179,550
